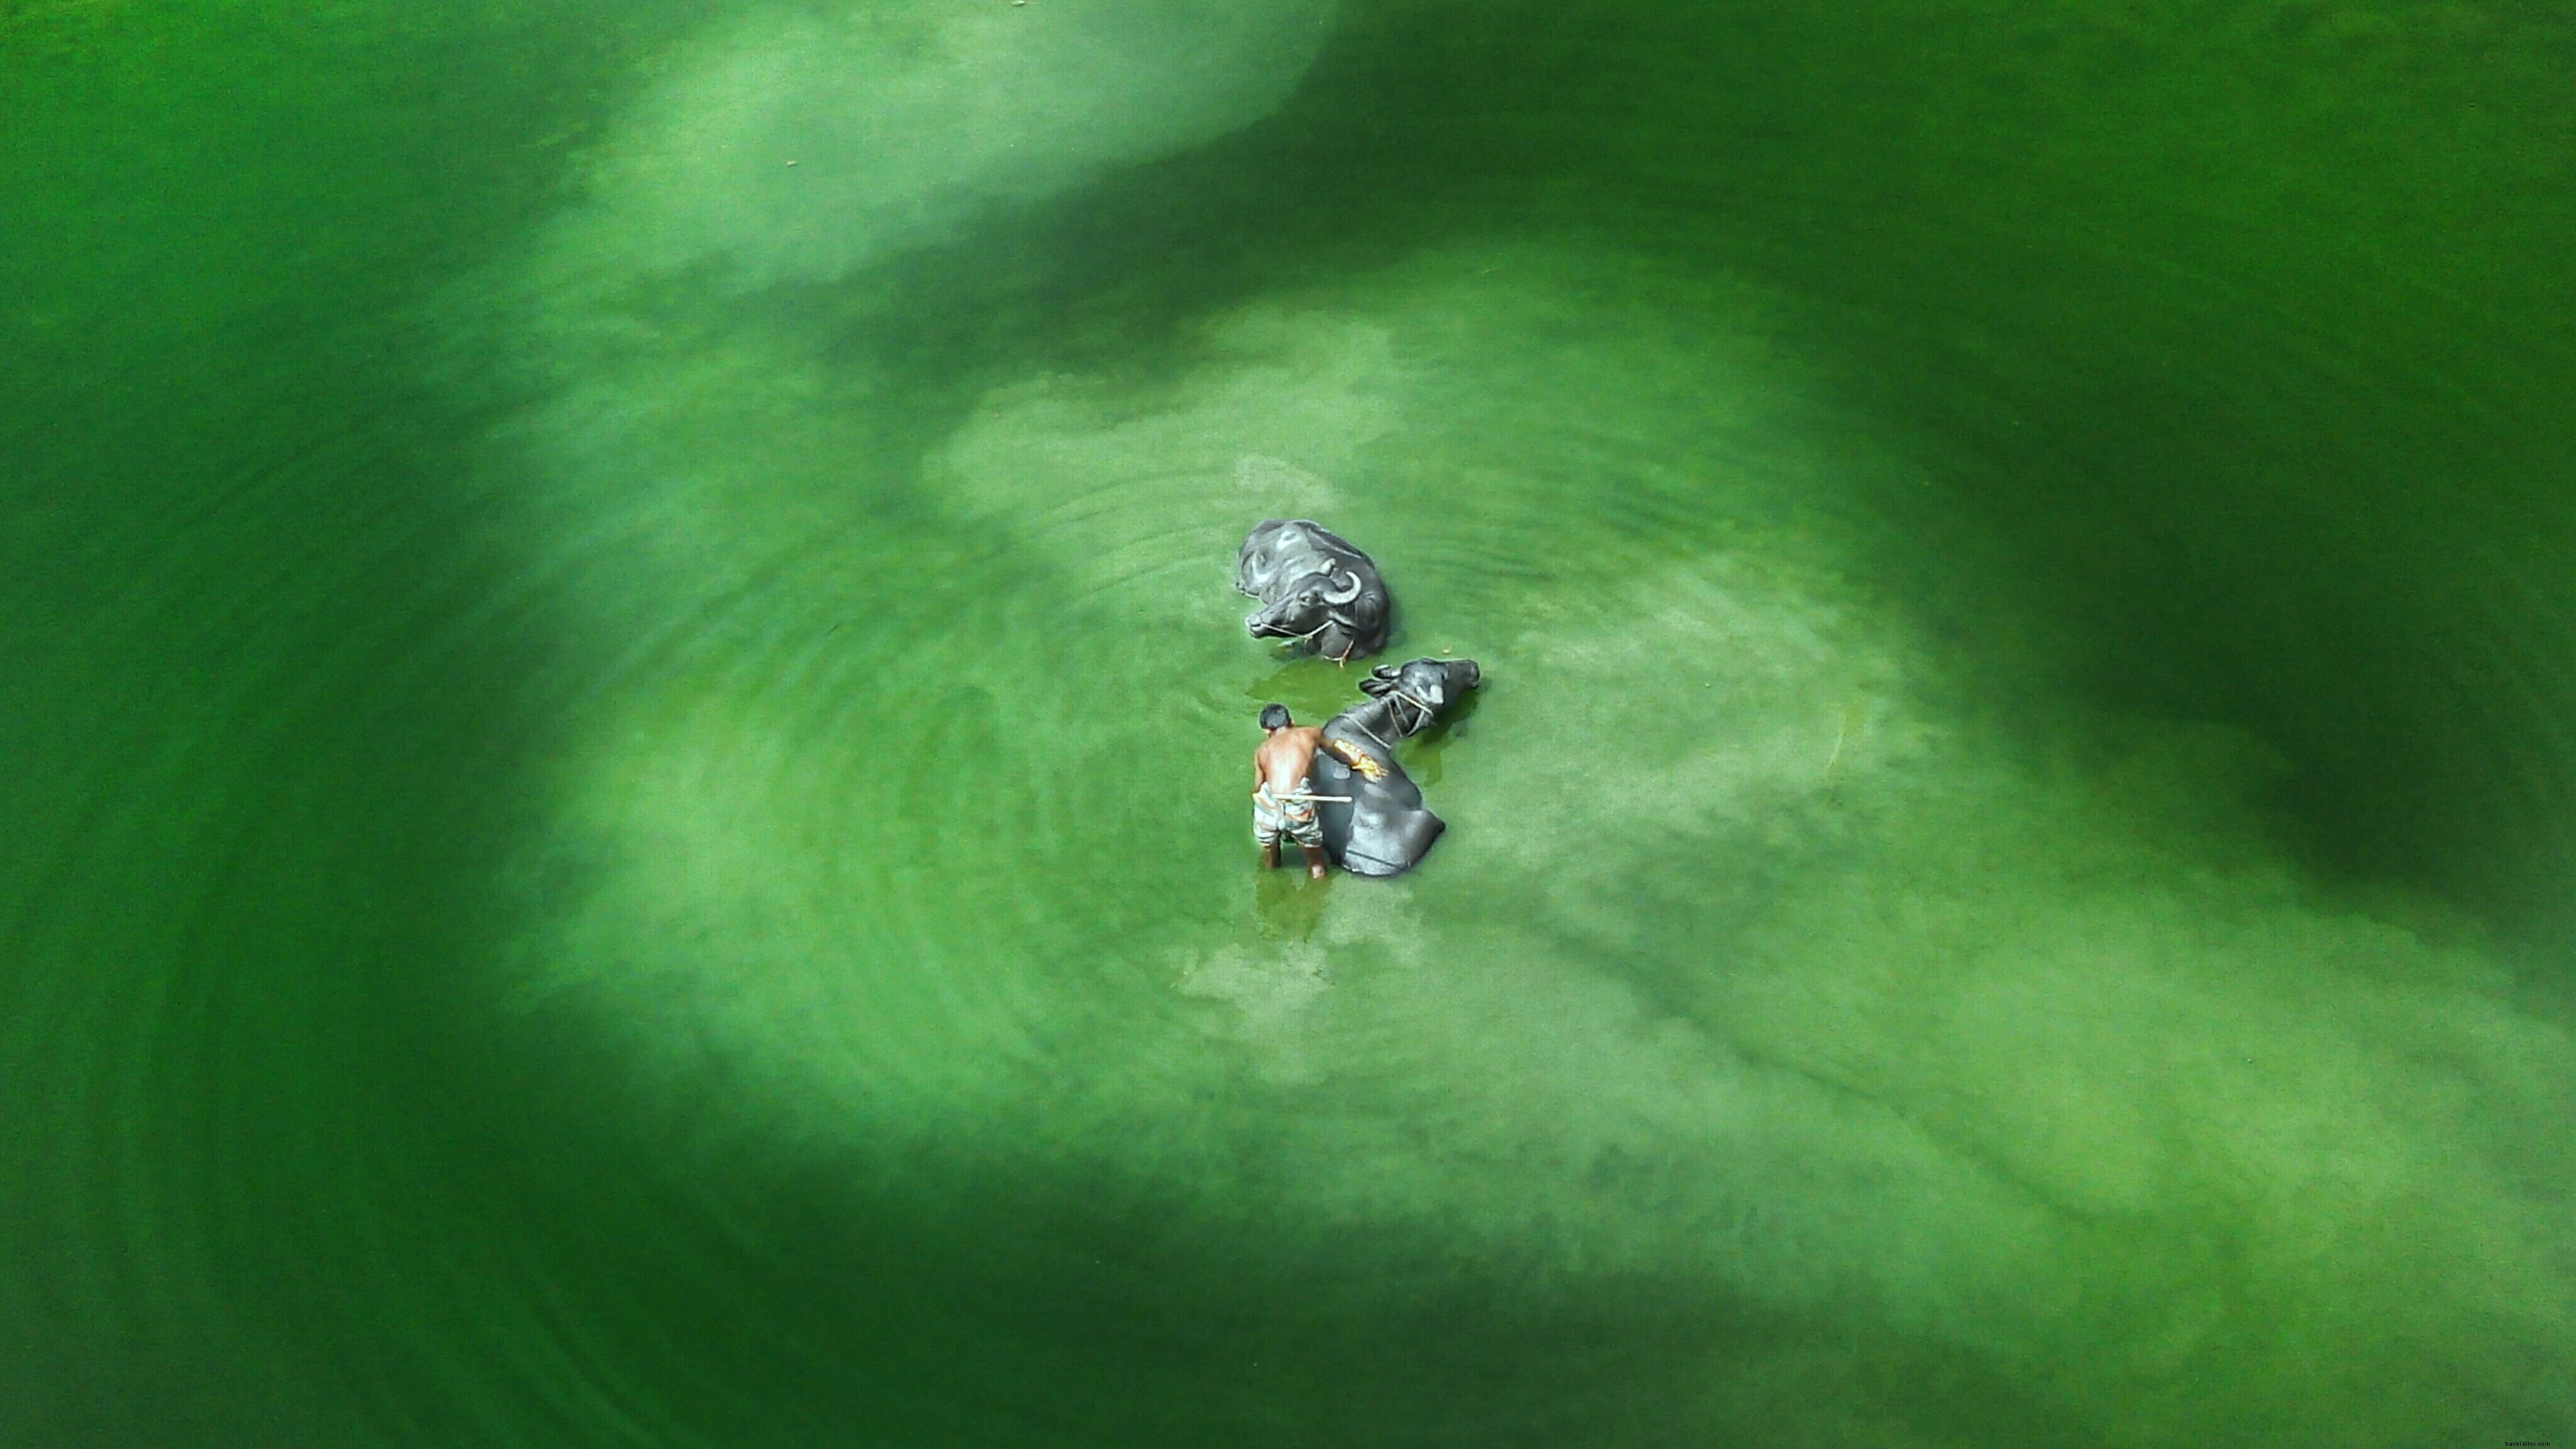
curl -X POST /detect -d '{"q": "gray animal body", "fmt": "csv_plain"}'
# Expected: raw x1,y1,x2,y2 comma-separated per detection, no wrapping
1306,657,1481,877
1236,519,1392,662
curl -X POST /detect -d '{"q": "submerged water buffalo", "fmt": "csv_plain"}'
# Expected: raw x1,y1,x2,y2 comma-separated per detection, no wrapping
1306,656,1482,877
1236,519,1392,662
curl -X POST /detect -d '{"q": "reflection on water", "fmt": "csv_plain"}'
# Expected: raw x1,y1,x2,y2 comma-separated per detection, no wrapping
1243,657,1370,725
1396,685,1480,787
1252,865,1330,942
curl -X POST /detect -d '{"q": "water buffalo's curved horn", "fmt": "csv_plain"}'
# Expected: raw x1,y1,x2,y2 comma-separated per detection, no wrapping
1320,569,1364,605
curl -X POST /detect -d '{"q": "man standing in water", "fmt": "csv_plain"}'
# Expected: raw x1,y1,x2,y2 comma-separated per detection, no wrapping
1252,703,1342,879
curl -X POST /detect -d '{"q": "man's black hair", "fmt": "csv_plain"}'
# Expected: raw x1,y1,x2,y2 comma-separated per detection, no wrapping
1260,703,1291,730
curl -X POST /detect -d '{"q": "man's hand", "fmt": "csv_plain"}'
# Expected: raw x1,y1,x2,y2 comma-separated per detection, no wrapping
1325,738,1387,782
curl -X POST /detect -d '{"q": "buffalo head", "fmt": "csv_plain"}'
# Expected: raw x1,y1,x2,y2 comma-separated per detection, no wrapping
1358,657,1481,714
1245,567,1367,641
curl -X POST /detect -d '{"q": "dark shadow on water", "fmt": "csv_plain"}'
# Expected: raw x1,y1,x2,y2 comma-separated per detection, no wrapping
803,0,2576,963
8,1,2575,1444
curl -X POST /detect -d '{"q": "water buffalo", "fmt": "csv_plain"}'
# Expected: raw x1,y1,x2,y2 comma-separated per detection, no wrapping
1306,657,1482,877
1236,519,1392,662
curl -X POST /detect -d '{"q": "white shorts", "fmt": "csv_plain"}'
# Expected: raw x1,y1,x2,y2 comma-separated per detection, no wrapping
1253,785,1324,849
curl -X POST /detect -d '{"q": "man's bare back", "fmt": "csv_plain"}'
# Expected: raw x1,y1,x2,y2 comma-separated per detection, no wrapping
1254,724,1324,796
1252,706,1330,879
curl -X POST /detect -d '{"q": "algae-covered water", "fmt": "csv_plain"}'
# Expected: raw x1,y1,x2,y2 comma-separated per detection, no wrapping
6,2,2573,1445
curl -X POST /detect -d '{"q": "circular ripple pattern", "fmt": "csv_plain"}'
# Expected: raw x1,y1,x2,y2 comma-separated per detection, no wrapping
6,3,2574,1447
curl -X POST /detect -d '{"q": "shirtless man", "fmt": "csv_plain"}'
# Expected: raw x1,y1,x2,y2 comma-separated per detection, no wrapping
1252,703,1348,879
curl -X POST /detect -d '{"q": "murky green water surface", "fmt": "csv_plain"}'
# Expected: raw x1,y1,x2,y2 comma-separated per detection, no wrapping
6,2,2573,1444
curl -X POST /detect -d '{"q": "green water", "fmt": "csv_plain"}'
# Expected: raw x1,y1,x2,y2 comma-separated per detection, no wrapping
6,2,2573,1444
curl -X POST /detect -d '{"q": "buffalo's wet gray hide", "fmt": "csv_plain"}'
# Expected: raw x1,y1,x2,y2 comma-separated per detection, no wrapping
1235,518,1363,598
1307,657,1481,877
1236,519,1392,661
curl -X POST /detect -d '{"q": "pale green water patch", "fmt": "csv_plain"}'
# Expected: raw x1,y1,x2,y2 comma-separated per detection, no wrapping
8,0,2575,1444
477,224,2573,1440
